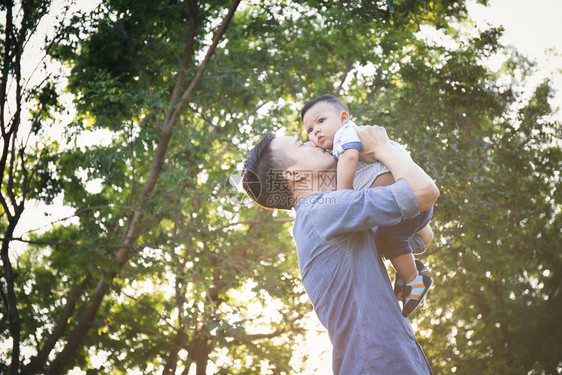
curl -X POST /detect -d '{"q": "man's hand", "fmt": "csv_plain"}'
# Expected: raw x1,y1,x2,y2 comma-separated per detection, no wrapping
355,125,394,160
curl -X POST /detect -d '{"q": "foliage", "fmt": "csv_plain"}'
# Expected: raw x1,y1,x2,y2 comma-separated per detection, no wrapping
0,1,65,374
345,23,562,373
1,0,560,374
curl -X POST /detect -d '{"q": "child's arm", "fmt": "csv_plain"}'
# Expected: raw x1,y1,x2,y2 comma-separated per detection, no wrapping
337,148,359,190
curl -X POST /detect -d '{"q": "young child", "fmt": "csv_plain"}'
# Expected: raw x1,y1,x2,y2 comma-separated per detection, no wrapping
301,94,435,318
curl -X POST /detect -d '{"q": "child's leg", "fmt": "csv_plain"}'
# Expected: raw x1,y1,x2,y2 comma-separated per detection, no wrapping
375,208,434,280
416,225,434,249
375,208,434,317
372,172,434,253
390,253,418,284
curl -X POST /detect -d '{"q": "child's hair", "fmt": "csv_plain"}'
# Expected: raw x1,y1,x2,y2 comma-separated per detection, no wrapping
300,94,348,121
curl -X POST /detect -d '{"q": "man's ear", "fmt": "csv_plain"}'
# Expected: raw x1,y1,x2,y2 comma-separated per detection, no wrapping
283,168,305,182
340,111,349,123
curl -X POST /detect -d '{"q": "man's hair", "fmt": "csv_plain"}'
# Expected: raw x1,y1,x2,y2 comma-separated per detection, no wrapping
242,133,296,210
300,94,348,121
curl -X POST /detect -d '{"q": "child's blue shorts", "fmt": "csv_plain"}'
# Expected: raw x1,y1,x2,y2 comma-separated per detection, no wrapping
375,207,434,259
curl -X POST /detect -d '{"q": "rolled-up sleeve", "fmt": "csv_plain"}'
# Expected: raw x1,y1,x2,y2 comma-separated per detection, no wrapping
389,179,420,219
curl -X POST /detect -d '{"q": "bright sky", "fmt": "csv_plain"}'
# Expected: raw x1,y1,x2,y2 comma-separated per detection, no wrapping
468,0,562,117
8,0,561,374
470,0,562,60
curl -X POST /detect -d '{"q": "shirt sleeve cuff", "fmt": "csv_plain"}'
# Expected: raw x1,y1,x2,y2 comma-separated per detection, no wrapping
341,142,362,151
389,179,420,219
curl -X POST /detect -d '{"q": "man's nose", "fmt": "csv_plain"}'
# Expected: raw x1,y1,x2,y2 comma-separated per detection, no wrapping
303,141,317,148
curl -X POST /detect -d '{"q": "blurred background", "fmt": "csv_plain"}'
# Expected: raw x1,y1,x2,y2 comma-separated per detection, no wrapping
1,0,560,374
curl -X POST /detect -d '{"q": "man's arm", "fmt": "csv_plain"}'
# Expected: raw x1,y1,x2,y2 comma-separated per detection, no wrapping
337,149,359,190
361,126,439,211
305,126,438,238
308,180,419,237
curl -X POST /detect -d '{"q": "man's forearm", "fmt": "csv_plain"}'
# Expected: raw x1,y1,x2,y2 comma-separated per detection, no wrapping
375,145,439,211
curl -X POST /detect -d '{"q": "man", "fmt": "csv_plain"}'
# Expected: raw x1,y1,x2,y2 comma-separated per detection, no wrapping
242,126,438,374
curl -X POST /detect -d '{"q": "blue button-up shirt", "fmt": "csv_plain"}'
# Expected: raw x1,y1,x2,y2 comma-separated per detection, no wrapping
293,179,432,374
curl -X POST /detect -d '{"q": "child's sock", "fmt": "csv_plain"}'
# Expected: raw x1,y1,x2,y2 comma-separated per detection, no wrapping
394,259,430,301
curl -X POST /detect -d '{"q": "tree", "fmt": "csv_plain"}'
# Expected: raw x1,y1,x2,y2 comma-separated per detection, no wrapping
3,0,560,374
343,24,562,374
0,1,64,374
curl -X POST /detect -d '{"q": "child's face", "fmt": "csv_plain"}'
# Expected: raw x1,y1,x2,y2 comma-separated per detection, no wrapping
303,102,348,150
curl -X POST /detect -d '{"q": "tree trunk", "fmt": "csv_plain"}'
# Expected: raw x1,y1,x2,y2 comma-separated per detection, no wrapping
2,222,22,375
23,275,91,375
42,1,242,372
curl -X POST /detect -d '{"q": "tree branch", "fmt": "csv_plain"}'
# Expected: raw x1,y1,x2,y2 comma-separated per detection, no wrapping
218,217,294,231
119,289,178,332
116,20,154,94
0,237,138,250
23,275,91,375
6,135,19,208
0,4,14,134
46,2,242,372
165,0,242,127
169,0,198,105
245,313,306,341
335,59,353,97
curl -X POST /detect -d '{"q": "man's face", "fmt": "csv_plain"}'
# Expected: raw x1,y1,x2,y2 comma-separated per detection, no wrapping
271,136,336,172
303,101,347,150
